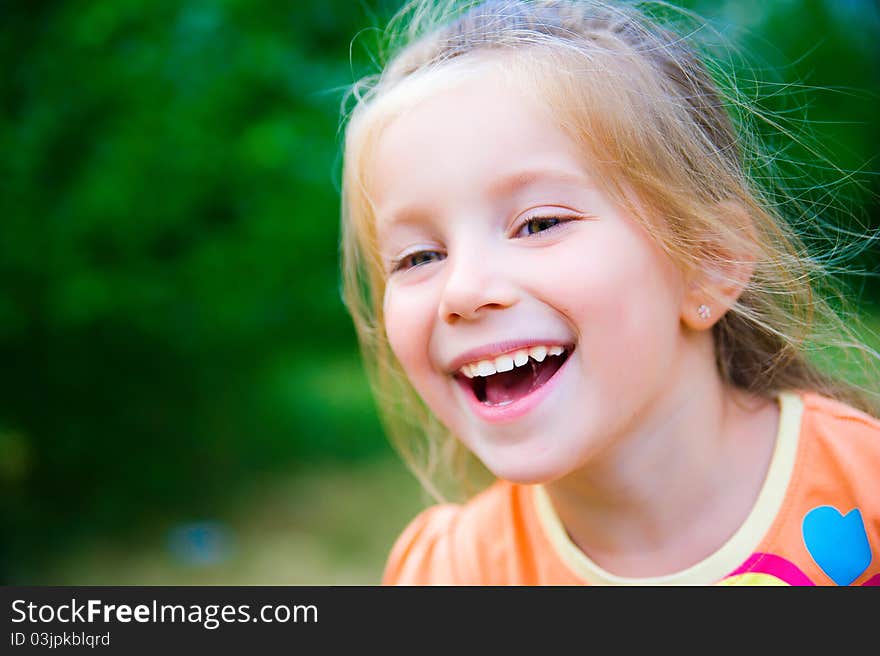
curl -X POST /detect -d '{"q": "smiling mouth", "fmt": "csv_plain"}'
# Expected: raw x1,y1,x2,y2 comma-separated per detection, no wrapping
456,346,572,407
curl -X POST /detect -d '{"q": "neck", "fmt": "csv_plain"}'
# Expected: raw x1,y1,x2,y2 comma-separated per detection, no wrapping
543,343,779,578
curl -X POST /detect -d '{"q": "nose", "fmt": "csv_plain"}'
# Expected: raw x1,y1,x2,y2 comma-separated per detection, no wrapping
438,250,518,323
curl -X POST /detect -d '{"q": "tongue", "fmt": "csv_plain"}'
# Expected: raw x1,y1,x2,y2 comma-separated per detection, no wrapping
484,358,563,406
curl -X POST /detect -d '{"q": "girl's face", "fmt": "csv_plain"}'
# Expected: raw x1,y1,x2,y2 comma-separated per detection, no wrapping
370,68,693,484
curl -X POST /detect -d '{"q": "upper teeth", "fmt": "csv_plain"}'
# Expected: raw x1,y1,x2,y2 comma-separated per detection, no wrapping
459,345,566,378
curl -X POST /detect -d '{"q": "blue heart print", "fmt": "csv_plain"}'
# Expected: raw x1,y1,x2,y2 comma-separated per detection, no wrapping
802,506,872,585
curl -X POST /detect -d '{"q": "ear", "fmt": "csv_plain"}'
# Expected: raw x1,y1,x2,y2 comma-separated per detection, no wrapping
680,202,757,331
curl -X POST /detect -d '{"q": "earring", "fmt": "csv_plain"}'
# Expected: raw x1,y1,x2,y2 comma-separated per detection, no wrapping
697,304,711,320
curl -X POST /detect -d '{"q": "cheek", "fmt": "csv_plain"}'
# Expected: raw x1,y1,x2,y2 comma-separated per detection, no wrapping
383,285,457,427
383,285,436,375
541,243,642,325
545,235,682,363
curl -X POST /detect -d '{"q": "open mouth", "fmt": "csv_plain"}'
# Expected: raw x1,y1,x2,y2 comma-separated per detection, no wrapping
455,345,572,407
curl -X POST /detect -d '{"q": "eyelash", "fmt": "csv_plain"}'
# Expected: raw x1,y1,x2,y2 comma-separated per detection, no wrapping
390,215,571,273
515,215,566,237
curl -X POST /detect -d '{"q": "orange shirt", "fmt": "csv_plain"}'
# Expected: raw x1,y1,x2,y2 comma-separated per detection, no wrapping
382,391,880,585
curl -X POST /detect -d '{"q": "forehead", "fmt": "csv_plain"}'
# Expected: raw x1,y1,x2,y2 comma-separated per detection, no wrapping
366,62,590,229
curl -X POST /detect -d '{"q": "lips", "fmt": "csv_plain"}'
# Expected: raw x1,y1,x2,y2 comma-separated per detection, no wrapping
471,349,569,405
454,345,573,421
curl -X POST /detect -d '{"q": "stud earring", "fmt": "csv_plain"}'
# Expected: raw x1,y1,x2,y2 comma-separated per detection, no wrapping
697,304,711,320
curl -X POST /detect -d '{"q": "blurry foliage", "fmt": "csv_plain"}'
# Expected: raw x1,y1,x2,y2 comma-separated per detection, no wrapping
0,0,877,583
689,0,880,282
0,0,401,582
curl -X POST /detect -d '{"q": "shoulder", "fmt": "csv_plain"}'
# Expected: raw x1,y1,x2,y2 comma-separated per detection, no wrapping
380,479,521,585
793,390,880,496
769,391,880,585
799,391,880,448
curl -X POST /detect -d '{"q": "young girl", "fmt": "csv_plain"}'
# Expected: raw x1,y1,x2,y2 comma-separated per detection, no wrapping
339,0,880,585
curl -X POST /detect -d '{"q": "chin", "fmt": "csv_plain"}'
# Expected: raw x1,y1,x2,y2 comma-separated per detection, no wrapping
482,454,573,486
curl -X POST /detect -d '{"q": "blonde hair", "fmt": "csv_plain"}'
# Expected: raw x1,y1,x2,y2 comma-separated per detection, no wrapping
339,0,880,502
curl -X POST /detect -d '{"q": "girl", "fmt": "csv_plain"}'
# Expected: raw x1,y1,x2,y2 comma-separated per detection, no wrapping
339,0,880,585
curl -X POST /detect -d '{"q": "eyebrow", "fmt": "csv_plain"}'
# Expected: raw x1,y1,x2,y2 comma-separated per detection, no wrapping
377,167,592,238
487,168,591,198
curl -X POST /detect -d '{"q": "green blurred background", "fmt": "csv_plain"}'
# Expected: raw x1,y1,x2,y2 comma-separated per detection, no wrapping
1,0,878,585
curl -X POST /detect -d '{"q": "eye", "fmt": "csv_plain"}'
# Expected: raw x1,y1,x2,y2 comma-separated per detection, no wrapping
515,215,566,237
391,250,445,273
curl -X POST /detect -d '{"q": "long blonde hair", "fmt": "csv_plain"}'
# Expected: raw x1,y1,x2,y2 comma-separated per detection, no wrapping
338,0,880,502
